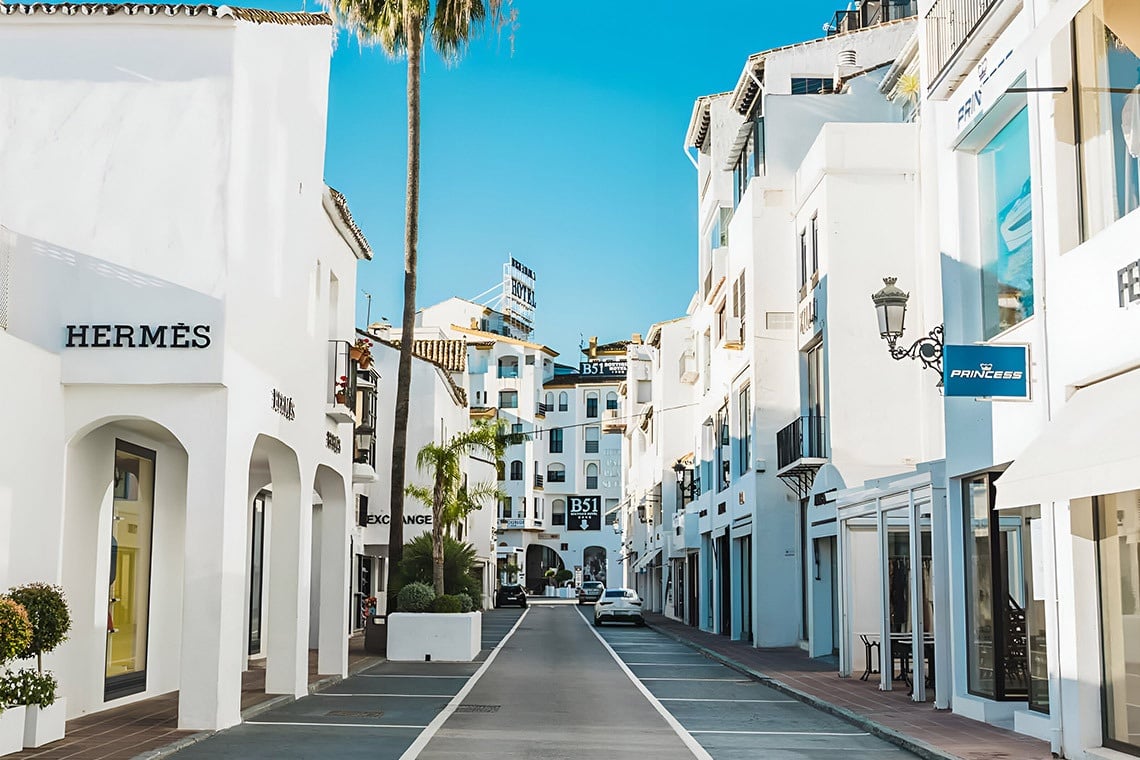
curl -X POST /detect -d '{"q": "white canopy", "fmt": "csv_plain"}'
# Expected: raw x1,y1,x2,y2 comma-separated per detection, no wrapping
995,368,1140,509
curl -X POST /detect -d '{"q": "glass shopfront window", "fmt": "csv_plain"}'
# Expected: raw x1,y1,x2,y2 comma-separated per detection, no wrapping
963,474,1045,708
1096,489,1140,753
1076,2,1140,239
977,107,1034,338
106,441,156,700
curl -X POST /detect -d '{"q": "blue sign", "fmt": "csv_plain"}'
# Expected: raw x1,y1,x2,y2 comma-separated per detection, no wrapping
943,345,1029,398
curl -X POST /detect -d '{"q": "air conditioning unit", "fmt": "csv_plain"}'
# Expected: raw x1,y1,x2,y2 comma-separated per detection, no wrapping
724,319,744,349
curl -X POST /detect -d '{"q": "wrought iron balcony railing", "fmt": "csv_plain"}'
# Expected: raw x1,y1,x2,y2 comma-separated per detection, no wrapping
776,415,829,470
924,0,998,89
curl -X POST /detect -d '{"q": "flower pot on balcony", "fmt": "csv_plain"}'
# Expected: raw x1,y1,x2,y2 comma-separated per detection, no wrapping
23,699,65,749
349,346,363,362
335,391,346,405
0,706,27,757
359,355,372,370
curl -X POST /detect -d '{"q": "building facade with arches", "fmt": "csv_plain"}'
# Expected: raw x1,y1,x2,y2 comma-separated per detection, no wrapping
0,5,369,732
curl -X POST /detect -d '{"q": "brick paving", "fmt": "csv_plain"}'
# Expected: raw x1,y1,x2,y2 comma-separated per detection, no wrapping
644,613,1053,760
6,636,380,760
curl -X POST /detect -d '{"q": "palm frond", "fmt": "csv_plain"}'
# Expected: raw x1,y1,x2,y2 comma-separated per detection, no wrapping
405,484,433,506
321,0,423,57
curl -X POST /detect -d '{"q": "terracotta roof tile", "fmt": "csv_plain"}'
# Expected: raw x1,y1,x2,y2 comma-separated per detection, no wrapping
0,3,332,26
327,187,373,260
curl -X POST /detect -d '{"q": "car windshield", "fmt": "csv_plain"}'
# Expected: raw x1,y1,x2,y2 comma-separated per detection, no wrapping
583,582,603,589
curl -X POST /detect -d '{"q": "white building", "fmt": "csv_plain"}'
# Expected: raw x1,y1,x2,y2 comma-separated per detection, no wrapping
679,10,918,648
919,0,1140,755
0,3,369,731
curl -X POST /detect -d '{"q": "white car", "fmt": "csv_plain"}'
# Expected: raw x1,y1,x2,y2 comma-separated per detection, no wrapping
593,588,644,626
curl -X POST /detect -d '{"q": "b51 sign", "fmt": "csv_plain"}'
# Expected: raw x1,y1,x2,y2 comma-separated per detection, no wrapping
943,344,1029,399
567,496,601,531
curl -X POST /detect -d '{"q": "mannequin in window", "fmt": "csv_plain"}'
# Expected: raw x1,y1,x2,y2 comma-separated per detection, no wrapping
1121,66,1140,214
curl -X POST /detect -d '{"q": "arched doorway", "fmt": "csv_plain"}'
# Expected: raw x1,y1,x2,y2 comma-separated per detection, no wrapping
525,544,564,593
583,546,607,585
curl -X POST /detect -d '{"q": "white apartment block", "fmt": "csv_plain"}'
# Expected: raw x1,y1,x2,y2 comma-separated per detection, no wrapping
0,4,368,730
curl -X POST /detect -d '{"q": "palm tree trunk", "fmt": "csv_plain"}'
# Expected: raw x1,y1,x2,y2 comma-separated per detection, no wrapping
388,13,423,594
433,471,446,597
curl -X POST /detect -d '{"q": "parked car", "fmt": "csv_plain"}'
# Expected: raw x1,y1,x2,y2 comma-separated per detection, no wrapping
593,588,644,626
495,584,527,608
577,580,604,605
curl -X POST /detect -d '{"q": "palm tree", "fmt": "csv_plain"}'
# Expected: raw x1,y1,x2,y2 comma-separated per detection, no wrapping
405,420,508,595
323,0,506,589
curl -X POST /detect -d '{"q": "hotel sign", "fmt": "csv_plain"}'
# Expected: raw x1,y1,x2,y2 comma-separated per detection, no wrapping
579,360,626,377
943,344,1029,399
567,495,601,531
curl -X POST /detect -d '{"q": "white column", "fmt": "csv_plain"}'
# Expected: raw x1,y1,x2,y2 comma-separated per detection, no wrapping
265,460,310,698
317,469,350,677
908,491,925,702
178,430,246,731
878,499,892,692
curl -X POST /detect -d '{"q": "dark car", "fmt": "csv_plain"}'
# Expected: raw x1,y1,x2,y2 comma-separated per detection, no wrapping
495,584,527,608
576,580,604,605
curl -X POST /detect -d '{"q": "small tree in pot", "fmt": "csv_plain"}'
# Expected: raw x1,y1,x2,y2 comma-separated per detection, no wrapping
0,598,32,756
3,584,70,748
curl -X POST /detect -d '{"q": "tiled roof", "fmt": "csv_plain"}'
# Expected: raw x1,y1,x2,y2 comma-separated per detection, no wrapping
584,340,631,355
543,373,584,388
327,187,373,260
0,3,332,26
410,339,467,373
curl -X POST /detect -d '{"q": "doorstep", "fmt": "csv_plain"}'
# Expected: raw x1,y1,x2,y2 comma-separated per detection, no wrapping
643,613,1053,760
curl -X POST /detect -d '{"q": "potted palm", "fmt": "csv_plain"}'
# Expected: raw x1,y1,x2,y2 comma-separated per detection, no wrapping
5,584,70,748
0,598,32,757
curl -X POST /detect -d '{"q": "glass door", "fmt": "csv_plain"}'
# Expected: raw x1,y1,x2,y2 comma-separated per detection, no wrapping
248,494,266,656
105,441,156,701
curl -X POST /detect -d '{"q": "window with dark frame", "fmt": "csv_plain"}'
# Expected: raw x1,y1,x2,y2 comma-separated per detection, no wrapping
549,428,564,453
510,460,523,481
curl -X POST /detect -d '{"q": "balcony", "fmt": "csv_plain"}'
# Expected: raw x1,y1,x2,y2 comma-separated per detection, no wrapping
602,408,626,433
326,340,357,424
679,349,698,384
535,402,550,419
828,0,916,35
924,0,1001,95
776,415,829,498
534,474,544,490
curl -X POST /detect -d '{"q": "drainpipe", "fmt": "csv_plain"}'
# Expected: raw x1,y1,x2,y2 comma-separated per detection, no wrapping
682,143,698,170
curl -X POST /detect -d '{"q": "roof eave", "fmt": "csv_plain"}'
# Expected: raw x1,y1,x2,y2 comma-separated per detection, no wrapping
323,187,373,261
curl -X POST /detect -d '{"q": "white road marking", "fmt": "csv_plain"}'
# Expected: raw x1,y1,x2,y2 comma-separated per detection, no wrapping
657,698,796,703
624,662,723,666
358,674,470,679
313,693,456,698
245,721,428,729
577,608,713,760
397,608,531,760
687,730,870,736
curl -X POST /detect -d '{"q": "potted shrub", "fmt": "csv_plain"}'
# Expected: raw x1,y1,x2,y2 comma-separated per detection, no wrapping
334,375,350,405
543,568,557,597
353,338,373,370
6,584,70,748
0,598,32,757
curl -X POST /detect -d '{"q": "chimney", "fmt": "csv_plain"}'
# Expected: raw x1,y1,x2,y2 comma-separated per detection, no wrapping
631,333,642,344
588,336,598,359
835,50,858,88
368,320,391,341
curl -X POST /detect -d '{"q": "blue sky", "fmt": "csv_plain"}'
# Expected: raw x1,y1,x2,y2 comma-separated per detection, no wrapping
265,0,846,358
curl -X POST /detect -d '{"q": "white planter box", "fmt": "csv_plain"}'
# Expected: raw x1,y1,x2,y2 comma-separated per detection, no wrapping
0,706,27,757
387,612,481,662
23,699,66,748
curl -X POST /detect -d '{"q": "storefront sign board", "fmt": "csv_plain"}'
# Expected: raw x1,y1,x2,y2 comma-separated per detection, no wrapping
943,344,1029,399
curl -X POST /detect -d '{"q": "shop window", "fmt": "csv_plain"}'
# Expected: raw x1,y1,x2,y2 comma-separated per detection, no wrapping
976,107,1035,338
106,440,156,701
1095,489,1140,752
963,474,1047,710
1075,2,1140,240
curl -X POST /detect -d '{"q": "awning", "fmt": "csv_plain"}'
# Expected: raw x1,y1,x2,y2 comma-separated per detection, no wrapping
995,369,1140,509
633,547,662,573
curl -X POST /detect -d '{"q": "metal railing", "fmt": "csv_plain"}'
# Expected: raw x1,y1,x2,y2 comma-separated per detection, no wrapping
585,441,600,454
534,474,544,489
924,0,998,87
829,0,916,35
776,415,829,470
536,402,550,416
327,340,357,412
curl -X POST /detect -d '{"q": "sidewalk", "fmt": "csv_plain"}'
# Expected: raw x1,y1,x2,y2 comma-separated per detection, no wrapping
6,636,381,760
643,613,1053,760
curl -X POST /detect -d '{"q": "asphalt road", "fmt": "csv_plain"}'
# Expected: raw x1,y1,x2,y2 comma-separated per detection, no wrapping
173,601,917,759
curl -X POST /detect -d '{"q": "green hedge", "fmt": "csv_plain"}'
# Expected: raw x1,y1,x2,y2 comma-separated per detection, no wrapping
430,595,463,614
397,582,435,613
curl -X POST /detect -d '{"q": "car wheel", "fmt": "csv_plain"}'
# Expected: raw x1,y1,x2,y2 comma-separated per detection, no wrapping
635,620,646,627
593,617,601,627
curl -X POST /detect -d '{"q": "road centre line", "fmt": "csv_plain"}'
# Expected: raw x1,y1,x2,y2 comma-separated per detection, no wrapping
578,608,713,760
687,730,870,736
245,721,428,729
396,608,531,760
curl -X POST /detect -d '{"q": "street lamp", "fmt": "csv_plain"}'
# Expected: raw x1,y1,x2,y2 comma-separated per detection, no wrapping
870,277,944,383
